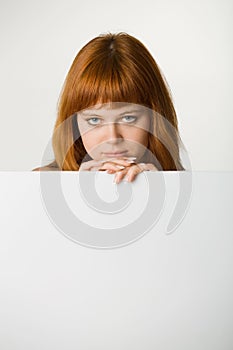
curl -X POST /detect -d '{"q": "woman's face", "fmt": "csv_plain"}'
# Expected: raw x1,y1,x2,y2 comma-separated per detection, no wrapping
77,102,151,162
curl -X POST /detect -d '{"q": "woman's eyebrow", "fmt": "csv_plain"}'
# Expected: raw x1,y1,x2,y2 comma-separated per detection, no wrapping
81,112,103,117
81,109,143,117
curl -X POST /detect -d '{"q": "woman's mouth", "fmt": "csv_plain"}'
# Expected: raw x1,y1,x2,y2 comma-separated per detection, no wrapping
103,151,128,157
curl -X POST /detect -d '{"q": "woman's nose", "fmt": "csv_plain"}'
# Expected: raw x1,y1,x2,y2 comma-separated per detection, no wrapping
105,122,123,144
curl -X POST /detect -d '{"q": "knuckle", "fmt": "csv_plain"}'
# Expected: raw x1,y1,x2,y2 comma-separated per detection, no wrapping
127,167,138,175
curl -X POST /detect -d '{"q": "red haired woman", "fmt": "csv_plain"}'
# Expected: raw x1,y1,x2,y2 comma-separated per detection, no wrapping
33,32,185,183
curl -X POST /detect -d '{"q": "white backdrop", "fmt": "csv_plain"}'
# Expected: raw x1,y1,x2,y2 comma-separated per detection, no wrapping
0,0,232,171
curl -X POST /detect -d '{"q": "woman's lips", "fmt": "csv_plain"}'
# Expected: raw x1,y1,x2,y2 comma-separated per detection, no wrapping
103,151,128,157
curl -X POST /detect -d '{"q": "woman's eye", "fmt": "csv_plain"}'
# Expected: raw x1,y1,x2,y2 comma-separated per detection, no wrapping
87,117,100,125
86,115,137,126
122,115,137,123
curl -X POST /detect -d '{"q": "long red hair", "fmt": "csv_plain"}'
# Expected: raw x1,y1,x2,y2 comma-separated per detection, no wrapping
49,32,185,170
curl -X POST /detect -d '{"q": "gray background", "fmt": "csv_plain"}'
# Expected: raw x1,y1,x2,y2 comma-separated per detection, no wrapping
0,0,232,171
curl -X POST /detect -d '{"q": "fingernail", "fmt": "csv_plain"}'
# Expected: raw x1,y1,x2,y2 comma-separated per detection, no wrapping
125,160,136,163
113,178,118,184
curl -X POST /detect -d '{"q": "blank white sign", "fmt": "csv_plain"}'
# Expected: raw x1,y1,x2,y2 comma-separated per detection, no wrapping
0,171,232,349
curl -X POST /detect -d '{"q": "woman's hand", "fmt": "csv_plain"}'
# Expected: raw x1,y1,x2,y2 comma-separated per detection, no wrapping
111,162,158,184
79,157,137,172
79,157,158,184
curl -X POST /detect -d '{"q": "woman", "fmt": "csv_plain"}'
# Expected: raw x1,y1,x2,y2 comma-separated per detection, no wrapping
33,32,185,184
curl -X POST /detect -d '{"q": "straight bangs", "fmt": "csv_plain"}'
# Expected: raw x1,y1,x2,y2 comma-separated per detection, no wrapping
72,55,153,114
